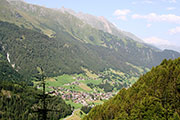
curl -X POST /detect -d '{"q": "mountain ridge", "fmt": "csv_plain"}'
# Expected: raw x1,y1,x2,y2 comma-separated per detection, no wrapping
0,0,179,80
60,7,144,43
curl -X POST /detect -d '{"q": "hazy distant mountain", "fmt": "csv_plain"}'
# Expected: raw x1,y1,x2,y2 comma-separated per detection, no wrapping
158,44,180,53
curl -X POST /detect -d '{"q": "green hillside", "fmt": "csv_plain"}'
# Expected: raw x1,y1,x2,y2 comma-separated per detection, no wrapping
0,17,179,79
0,0,180,119
0,0,179,92
0,0,180,111
83,58,180,120
0,49,23,82
0,52,73,119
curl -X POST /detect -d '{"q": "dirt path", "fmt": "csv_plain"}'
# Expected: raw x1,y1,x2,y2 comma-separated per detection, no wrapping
64,109,81,120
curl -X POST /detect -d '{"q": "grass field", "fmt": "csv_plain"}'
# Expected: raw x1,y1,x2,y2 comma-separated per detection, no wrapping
81,67,98,78
46,74,75,87
46,78,56,82
79,79,102,85
93,100,104,105
36,69,138,94
79,83,92,91
63,85,86,92
110,68,125,76
65,100,83,109
44,73,103,93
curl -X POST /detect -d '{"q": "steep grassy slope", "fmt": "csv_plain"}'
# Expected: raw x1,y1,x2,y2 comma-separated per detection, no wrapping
84,58,180,120
61,7,143,43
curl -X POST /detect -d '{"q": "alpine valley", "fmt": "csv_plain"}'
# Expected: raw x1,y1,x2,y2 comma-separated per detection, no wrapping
0,0,180,119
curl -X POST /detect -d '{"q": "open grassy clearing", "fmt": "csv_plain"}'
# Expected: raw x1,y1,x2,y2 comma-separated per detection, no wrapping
81,67,98,78
65,100,83,109
79,79,102,85
46,74,75,87
79,83,92,91
87,100,104,106
63,85,87,92
46,77,56,82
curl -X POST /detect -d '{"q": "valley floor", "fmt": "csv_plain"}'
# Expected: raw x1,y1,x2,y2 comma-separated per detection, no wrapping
34,68,140,110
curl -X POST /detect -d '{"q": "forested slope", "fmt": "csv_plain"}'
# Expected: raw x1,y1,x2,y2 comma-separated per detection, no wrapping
0,51,73,120
84,58,180,120
1,21,180,79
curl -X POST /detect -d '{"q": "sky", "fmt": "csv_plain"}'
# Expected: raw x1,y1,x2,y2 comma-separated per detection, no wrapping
24,0,180,51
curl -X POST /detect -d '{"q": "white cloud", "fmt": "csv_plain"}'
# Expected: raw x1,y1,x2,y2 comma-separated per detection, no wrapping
131,2,137,4
144,37,171,45
169,26,180,35
161,0,176,3
113,9,131,21
169,0,176,3
132,13,180,24
166,7,176,10
147,24,152,27
142,0,153,4
132,0,153,5
113,9,131,16
117,16,127,21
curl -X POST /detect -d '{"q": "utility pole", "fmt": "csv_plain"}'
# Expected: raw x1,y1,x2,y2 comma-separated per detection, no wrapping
32,68,60,120
33,73,49,120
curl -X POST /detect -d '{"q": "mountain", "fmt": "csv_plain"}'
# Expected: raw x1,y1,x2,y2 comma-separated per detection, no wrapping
0,0,180,118
83,58,180,120
60,7,143,43
158,44,180,53
0,0,179,80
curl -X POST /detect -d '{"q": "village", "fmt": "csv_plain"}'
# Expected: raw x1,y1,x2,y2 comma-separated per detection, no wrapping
42,72,122,107
48,86,114,106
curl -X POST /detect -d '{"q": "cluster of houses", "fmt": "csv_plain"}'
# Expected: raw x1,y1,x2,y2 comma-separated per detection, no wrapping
64,81,80,86
45,74,119,106
48,86,113,106
74,76,100,81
